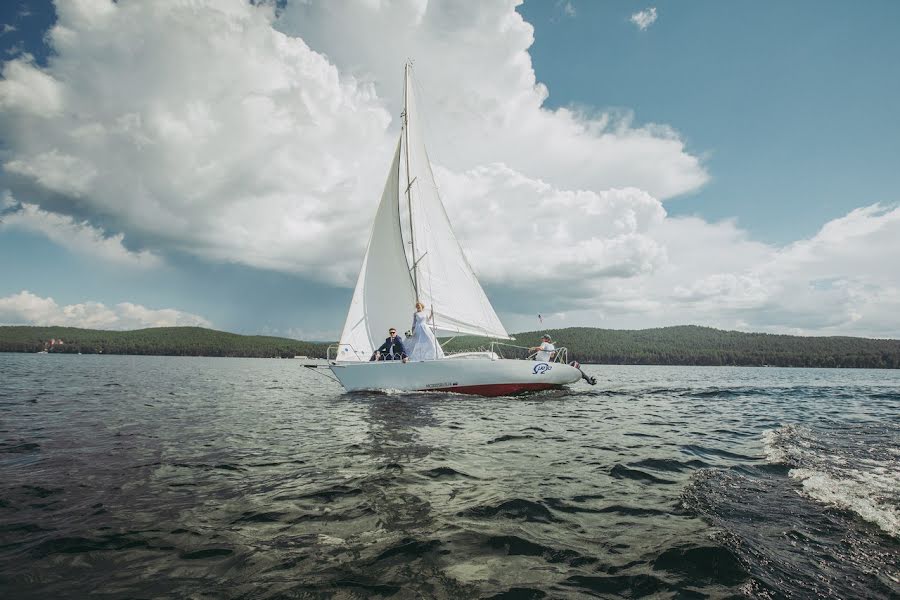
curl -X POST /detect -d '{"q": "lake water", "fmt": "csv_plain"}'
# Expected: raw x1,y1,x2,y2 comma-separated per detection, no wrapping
1,353,898,599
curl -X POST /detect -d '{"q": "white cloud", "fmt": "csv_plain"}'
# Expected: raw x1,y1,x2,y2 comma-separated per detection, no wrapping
436,163,666,293
744,204,900,336
0,0,706,287
630,7,658,31
0,56,63,116
0,291,211,329
0,0,394,284
278,1,706,200
504,203,900,338
5,150,97,196
0,1,896,339
557,1,576,18
2,201,162,268
429,158,900,338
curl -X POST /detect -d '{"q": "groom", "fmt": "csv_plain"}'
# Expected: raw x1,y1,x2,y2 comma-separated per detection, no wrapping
371,327,408,362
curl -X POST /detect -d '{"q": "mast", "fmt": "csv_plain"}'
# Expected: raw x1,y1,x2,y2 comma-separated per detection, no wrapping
402,61,420,301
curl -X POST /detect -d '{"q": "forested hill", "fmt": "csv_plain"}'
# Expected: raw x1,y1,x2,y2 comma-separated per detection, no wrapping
443,325,900,369
2,324,899,368
0,326,328,359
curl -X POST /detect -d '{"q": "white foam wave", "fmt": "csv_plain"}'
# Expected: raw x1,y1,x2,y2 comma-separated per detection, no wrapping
789,468,899,537
763,425,900,538
761,424,814,466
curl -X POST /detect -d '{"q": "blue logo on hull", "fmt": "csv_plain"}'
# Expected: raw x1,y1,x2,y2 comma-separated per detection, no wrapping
533,363,552,375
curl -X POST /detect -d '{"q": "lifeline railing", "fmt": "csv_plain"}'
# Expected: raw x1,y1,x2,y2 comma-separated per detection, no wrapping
328,344,365,362
488,341,569,364
329,341,570,364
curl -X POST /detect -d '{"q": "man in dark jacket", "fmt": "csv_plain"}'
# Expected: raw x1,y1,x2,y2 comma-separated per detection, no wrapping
371,328,408,361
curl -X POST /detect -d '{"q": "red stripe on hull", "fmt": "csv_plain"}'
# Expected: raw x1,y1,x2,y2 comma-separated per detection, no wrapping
424,382,561,396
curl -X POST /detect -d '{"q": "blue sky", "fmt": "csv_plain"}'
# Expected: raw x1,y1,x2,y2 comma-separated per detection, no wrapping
1,1,899,339
0,1,55,66
521,0,900,243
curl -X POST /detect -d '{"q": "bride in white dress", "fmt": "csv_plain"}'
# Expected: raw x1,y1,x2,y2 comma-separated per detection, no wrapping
407,301,445,361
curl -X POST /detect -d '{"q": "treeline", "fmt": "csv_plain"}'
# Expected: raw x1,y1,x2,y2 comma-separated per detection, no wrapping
443,325,900,369
3,325,899,368
0,326,329,359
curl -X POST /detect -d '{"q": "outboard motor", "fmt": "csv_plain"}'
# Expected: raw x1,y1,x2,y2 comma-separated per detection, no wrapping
569,361,597,386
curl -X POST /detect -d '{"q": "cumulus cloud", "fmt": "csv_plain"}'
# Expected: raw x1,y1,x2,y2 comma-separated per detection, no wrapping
0,189,14,209
279,1,705,199
5,150,97,195
0,0,394,284
0,56,63,116
436,163,666,295
430,157,898,338
630,7,658,31
746,204,900,336
0,291,211,329
509,203,900,338
0,1,896,339
0,0,706,286
1,201,162,268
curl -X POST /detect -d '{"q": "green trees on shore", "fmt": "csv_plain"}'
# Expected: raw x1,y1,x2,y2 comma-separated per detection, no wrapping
444,325,900,369
0,326,328,359
2,324,898,368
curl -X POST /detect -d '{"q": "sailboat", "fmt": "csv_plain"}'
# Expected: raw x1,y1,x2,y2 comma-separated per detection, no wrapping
328,63,585,396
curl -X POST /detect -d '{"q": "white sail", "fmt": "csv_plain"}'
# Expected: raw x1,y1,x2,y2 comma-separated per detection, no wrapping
337,64,510,362
328,64,590,395
401,65,510,339
337,140,417,361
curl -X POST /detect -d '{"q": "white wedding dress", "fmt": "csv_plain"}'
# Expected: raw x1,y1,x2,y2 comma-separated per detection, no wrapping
407,311,445,361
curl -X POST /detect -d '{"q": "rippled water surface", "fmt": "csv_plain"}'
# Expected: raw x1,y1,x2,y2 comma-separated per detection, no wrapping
1,354,898,599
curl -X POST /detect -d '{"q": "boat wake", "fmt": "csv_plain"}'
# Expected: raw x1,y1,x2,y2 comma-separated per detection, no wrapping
763,423,899,537
683,421,900,599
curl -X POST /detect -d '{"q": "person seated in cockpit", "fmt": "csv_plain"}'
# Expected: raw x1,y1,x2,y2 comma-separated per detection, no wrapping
371,327,408,362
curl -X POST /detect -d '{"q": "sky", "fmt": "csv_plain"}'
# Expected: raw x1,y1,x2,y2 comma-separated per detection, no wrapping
1,0,899,340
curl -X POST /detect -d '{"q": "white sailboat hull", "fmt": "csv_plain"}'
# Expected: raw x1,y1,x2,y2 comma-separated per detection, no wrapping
329,358,582,396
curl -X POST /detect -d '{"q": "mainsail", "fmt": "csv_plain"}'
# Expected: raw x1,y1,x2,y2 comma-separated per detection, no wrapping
337,140,416,361
337,64,510,362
